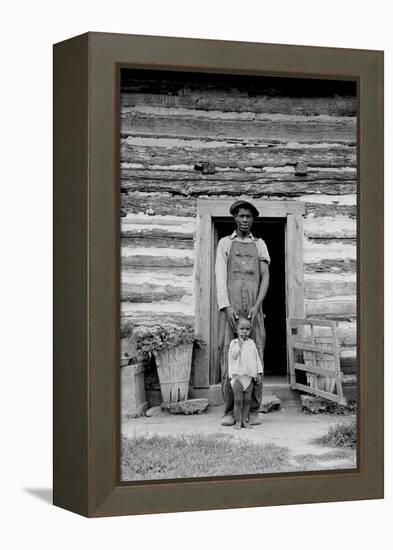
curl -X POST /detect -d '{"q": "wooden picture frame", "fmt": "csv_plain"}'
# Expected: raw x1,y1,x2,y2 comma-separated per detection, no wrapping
53,32,383,517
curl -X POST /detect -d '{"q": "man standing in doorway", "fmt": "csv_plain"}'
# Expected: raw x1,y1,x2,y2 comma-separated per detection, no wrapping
215,200,270,426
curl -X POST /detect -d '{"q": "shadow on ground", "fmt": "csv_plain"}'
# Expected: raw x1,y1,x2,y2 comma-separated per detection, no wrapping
24,488,52,504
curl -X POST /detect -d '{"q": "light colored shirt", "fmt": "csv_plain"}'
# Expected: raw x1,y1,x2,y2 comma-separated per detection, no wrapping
228,338,263,379
215,231,270,310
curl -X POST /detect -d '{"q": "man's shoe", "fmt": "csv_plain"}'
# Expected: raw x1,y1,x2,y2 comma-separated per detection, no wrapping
221,415,235,426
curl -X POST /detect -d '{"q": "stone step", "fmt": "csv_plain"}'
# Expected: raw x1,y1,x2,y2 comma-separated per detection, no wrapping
264,380,301,404
190,379,300,407
161,398,209,415
260,395,281,413
189,384,223,406
189,376,356,407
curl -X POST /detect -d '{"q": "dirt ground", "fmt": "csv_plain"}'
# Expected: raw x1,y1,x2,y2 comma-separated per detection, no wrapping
121,401,357,472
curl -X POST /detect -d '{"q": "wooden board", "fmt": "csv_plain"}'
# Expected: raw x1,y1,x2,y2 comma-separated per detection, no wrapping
197,198,305,217
286,214,305,319
193,208,212,388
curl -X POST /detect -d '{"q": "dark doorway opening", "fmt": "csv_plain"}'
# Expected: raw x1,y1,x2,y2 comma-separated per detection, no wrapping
212,219,287,380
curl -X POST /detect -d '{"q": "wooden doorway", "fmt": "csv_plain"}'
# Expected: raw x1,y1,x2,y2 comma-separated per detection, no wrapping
194,198,305,389
210,219,287,383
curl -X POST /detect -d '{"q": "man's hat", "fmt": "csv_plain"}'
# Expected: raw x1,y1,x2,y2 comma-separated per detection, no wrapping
229,200,259,218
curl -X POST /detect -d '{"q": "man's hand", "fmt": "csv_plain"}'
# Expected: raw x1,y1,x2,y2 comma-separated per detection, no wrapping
247,305,260,328
254,373,262,385
224,306,238,333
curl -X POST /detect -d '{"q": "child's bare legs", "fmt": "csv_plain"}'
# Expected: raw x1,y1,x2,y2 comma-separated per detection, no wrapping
232,379,253,429
242,381,253,429
232,379,243,430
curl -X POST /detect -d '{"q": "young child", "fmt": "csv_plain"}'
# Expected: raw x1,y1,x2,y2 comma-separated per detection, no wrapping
228,316,263,430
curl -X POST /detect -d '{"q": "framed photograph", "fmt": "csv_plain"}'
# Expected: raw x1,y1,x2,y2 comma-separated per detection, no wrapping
53,32,383,517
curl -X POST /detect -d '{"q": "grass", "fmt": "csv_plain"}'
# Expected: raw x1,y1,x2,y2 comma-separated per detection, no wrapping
120,433,296,481
293,448,356,470
314,419,357,449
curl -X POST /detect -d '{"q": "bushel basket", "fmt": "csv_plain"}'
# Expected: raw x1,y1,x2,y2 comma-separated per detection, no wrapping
154,343,193,403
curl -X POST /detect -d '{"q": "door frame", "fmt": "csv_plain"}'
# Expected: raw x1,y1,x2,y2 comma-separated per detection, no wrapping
193,198,305,388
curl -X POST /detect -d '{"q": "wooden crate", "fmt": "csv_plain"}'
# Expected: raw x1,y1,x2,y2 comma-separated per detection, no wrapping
120,362,148,417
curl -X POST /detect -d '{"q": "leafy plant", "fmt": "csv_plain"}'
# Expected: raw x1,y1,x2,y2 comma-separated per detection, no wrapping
134,323,206,359
315,419,357,449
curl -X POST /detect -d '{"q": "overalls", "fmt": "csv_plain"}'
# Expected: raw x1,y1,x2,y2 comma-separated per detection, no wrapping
220,240,266,415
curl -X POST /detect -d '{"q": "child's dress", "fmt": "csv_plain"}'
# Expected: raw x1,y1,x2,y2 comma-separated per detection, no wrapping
228,338,263,390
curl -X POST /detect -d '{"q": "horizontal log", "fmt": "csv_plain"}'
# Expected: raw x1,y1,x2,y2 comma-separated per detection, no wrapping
307,314,356,322
120,141,357,169
121,192,197,216
122,244,193,257
120,109,356,142
123,135,356,151
122,270,193,284
121,255,194,268
121,235,194,249
121,213,195,226
305,298,356,320
304,239,356,263
304,270,356,282
304,259,356,274
121,281,191,302
121,179,356,198
121,264,194,278
342,374,357,384
300,193,356,206
338,326,356,347
334,327,357,348
121,74,355,95
304,216,356,239
121,244,194,268
121,217,195,248
121,299,194,318
121,167,356,183
121,271,193,303
308,239,355,247
341,348,356,358
122,106,355,124
305,278,356,299
305,203,356,219
121,224,194,238
121,91,356,116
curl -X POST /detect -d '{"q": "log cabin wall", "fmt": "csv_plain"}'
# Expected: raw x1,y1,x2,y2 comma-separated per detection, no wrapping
120,72,357,382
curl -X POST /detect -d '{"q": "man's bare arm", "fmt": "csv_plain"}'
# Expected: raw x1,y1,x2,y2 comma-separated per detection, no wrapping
256,261,270,308
248,261,270,326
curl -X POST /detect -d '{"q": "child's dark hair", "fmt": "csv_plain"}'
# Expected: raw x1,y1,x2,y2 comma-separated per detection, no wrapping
237,314,250,326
